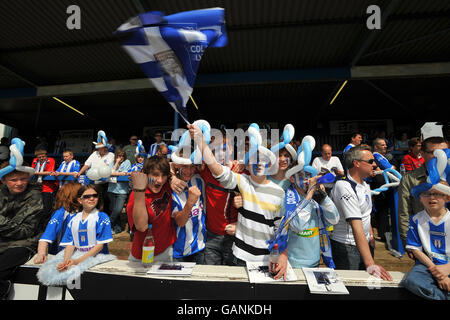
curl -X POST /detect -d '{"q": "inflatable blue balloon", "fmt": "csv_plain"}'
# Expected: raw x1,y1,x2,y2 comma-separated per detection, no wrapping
0,138,35,180
371,154,402,195
411,148,450,198
317,173,336,184
170,120,211,165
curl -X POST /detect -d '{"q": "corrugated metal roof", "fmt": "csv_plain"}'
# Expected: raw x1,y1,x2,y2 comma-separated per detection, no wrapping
0,0,448,131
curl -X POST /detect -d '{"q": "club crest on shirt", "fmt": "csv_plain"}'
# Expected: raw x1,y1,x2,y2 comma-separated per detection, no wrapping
434,239,442,249
150,192,170,217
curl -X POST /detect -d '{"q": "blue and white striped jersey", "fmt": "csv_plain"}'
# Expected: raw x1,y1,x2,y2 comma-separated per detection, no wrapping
60,209,113,254
171,174,206,258
406,209,450,265
56,159,80,173
39,207,76,254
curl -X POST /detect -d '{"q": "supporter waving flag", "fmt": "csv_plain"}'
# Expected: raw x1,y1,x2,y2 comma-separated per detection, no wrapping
115,8,227,124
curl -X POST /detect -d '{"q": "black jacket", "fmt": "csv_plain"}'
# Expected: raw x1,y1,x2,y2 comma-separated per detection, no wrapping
0,183,46,255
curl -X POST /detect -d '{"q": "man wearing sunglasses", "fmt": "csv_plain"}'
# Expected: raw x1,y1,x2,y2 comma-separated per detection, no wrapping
330,145,392,281
398,136,449,250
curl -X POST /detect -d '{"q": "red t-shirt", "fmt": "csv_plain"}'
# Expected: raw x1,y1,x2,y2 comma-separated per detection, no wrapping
126,182,176,259
402,152,425,171
31,157,59,193
198,166,238,236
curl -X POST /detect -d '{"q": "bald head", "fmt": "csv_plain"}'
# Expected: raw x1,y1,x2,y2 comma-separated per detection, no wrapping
321,144,332,161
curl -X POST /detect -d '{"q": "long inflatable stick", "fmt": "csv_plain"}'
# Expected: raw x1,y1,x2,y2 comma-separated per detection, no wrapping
371,152,402,195
411,148,450,198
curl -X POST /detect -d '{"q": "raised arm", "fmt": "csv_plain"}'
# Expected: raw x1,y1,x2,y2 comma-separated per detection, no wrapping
172,186,201,227
130,172,149,232
188,124,223,177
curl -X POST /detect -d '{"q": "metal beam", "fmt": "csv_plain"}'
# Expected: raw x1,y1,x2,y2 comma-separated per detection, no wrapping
321,0,402,115
351,62,450,79
1,62,449,99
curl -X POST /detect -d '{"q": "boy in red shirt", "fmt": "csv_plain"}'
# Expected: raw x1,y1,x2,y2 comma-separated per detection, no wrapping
126,156,176,262
402,137,425,171
32,149,58,217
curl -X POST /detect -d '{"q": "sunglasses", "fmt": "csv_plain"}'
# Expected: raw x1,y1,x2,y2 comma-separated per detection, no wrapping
421,192,446,198
357,159,376,165
81,193,99,200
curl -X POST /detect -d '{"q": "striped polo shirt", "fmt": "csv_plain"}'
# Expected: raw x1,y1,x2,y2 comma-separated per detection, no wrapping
214,166,285,263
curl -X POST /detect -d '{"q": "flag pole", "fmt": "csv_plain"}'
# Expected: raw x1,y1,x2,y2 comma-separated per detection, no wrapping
190,95,199,110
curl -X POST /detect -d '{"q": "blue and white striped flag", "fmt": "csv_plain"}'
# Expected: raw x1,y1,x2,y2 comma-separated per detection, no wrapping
115,8,227,124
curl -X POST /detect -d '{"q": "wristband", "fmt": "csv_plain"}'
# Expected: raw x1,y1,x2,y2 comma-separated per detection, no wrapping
133,188,146,192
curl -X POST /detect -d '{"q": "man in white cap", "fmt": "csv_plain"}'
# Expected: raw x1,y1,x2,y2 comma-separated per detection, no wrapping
76,131,115,213
76,131,115,180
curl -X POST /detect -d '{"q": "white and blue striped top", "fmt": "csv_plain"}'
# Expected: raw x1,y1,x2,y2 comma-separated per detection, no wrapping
56,159,80,174
171,174,206,258
60,210,113,254
406,209,450,265
148,142,166,157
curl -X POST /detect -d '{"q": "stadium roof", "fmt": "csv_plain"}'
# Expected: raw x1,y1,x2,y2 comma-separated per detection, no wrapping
1,0,449,134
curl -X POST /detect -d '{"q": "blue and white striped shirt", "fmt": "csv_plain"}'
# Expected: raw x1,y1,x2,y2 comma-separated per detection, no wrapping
171,174,206,258
406,209,450,265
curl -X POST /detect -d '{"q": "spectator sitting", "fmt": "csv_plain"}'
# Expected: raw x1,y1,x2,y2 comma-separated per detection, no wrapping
402,181,450,300
401,137,424,172
398,137,449,249
34,182,82,263
37,184,115,287
0,155,44,300
312,144,344,195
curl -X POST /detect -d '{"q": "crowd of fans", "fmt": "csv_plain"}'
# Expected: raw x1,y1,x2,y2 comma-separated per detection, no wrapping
0,127,449,300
